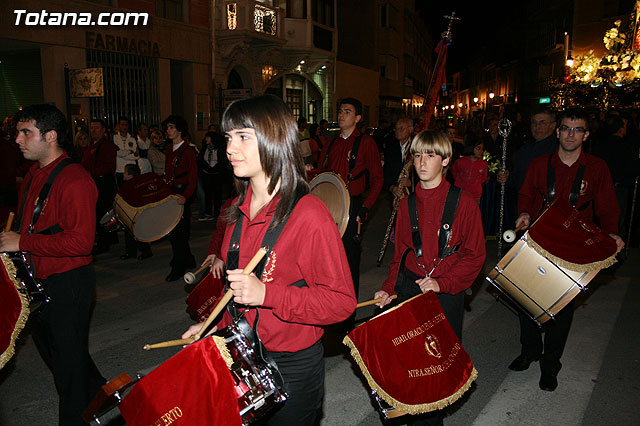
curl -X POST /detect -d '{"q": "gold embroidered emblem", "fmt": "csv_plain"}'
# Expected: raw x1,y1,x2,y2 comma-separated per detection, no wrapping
424,334,442,359
262,250,276,283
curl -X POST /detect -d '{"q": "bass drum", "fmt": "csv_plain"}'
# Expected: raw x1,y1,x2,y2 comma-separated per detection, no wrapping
309,172,350,237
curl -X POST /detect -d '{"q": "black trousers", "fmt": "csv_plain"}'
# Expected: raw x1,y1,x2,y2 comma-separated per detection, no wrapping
393,267,465,426
200,172,223,217
260,340,324,426
168,200,195,273
94,175,117,250
342,196,364,297
518,300,575,375
124,230,151,257
31,265,105,426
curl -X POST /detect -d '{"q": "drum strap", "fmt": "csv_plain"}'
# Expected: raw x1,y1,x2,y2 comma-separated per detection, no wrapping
225,195,306,388
545,155,586,208
15,158,73,235
322,135,367,189
407,185,461,261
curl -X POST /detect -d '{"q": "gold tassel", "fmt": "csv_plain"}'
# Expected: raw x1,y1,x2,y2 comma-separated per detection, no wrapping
212,335,233,369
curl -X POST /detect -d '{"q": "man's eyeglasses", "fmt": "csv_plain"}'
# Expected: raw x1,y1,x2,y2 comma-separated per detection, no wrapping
558,125,587,134
394,127,409,132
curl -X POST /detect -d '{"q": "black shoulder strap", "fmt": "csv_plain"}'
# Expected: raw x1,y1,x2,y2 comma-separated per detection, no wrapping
546,154,586,207
172,145,193,180
545,154,555,205
438,185,462,258
569,164,586,207
407,192,422,259
27,158,74,234
407,184,462,262
321,137,338,170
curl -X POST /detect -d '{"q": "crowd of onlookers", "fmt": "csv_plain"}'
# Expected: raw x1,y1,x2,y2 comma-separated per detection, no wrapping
1,105,638,260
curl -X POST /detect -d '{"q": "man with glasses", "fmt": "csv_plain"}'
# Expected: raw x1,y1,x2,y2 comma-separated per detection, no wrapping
383,117,414,199
508,108,624,392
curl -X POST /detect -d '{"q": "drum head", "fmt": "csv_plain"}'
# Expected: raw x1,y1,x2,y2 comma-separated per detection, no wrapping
132,197,184,242
309,172,350,237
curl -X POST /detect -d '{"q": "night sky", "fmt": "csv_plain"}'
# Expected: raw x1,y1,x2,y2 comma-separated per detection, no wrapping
416,1,519,72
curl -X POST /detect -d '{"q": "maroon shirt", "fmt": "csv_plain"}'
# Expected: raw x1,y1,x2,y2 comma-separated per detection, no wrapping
518,151,619,235
382,179,486,295
318,129,383,209
165,142,198,199
451,156,488,201
217,186,356,352
18,154,97,279
81,136,117,178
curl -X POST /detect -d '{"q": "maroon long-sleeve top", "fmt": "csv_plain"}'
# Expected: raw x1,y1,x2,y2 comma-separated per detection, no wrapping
216,186,356,352
381,179,486,296
18,154,97,279
81,136,117,178
518,151,619,234
165,142,198,199
318,129,383,209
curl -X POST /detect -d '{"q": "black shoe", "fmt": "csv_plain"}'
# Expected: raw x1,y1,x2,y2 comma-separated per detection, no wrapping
138,252,153,261
539,372,558,391
508,354,539,371
120,253,134,260
165,270,184,282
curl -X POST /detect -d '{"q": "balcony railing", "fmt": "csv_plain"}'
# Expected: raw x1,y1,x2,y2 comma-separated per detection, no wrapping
225,1,281,37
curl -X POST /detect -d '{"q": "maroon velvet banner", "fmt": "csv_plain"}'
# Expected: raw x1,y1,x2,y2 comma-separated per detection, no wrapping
117,173,175,208
119,337,241,426
344,292,477,414
528,201,617,269
186,273,225,322
0,254,29,369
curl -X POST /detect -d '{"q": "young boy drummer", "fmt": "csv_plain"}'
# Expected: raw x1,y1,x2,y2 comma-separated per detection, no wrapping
182,95,356,425
374,130,486,426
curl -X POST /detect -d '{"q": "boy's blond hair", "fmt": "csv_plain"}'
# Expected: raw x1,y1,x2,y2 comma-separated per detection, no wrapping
410,130,452,175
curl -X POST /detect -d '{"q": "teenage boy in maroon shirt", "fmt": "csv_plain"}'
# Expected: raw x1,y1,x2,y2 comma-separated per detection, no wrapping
509,108,624,392
162,115,198,281
374,130,486,426
0,104,105,426
318,97,383,299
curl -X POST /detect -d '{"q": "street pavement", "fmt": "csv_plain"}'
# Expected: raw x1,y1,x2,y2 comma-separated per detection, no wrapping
1,192,638,426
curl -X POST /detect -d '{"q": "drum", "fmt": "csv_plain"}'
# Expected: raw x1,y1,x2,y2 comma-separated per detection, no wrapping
3,251,49,312
309,172,350,237
486,236,597,324
82,372,142,424
105,325,285,426
220,324,287,424
486,202,618,324
113,173,184,242
99,209,122,233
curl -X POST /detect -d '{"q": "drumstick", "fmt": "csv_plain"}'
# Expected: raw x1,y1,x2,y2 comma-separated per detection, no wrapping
184,258,212,284
356,294,397,309
4,212,15,232
144,247,268,350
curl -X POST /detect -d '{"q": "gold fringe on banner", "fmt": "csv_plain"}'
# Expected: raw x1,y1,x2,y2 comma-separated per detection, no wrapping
0,254,30,370
343,335,478,415
527,235,618,273
212,335,233,369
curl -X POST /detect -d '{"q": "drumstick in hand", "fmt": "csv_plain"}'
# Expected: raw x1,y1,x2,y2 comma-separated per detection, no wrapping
184,259,212,284
356,294,397,309
144,247,268,350
4,212,15,232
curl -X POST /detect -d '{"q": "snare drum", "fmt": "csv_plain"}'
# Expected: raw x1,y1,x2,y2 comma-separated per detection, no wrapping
116,325,285,426
3,251,50,312
113,174,184,242
99,209,122,233
486,235,597,324
486,202,617,324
